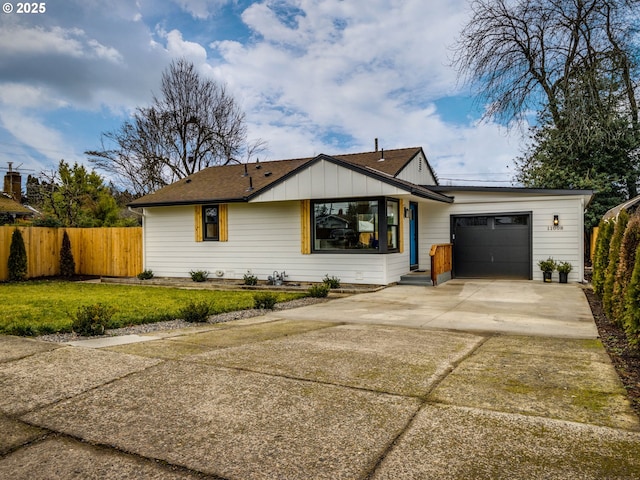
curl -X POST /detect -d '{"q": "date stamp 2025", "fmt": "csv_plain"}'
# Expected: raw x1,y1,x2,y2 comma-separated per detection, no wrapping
3,2,47,14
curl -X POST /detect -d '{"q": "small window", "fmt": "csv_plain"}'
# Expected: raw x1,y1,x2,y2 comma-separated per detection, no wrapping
386,199,399,250
203,205,219,241
455,216,488,227
495,215,529,226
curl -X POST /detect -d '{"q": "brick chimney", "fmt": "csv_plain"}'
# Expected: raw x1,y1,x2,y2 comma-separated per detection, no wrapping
4,163,22,202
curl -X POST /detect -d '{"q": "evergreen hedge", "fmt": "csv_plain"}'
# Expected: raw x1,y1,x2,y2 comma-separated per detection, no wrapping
593,208,640,345
612,214,640,321
623,244,640,346
593,219,614,297
603,209,629,321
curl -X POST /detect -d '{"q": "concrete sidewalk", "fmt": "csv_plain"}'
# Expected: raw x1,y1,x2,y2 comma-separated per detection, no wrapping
1,280,639,479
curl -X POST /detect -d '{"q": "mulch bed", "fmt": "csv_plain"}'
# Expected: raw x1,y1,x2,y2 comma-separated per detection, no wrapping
584,288,640,418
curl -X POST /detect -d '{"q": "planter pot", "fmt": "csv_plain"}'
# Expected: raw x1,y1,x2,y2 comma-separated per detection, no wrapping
543,271,552,283
559,272,568,284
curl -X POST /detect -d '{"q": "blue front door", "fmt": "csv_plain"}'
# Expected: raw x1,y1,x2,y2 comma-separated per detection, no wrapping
409,202,418,269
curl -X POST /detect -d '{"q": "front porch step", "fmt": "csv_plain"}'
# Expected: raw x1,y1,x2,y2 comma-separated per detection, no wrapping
398,271,433,286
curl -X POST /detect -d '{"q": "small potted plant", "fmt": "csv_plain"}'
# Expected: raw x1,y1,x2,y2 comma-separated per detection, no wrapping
537,257,556,283
557,261,572,284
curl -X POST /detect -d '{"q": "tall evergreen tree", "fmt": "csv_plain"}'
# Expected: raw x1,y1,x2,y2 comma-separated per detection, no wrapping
60,231,75,277
7,228,27,282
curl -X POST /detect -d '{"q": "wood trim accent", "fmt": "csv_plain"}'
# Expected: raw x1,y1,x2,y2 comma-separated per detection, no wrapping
300,199,311,254
429,243,452,285
219,204,228,242
398,199,404,254
194,205,203,242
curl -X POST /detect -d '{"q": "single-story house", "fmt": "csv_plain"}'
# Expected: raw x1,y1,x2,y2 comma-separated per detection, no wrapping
0,193,34,223
129,147,593,285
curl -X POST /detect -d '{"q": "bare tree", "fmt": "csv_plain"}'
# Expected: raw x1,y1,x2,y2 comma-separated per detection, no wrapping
87,59,251,196
451,0,639,128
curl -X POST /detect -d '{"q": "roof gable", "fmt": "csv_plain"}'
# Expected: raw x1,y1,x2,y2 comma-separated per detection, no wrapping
129,147,449,207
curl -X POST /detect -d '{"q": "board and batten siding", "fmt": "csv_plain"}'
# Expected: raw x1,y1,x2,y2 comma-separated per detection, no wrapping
251,159,408,203
395,151,437,185
143,201,399,284
420,192,586,282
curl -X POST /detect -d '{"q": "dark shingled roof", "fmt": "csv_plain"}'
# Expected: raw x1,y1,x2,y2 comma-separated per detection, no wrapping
0,194,32,215
129,147,451,207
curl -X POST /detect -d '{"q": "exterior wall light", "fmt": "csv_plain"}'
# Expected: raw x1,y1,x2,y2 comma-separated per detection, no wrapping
553,214,559,226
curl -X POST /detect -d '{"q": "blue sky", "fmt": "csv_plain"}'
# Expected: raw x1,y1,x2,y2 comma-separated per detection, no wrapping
0,0,522,189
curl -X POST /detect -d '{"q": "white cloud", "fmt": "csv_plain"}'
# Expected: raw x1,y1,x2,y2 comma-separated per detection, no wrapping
0,109,85,171
0,0,523,185
162,29,209,63
0,25,122,62
0,84,68,110
173,0,232,19
210,0,516,179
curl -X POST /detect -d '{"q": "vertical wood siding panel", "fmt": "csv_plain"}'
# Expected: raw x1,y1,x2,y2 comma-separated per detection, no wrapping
219,204,228,242
194,205,203,242
300,200,311,254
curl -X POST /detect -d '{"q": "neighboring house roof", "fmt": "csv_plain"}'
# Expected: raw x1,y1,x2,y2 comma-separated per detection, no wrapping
129,148,452,208
602,194,640,220
0,193,32,215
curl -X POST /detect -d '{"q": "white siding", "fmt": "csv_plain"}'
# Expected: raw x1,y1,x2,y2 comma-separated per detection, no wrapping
395,151,437,185
420,192,586,282
252,159,407,202
143,202,395,285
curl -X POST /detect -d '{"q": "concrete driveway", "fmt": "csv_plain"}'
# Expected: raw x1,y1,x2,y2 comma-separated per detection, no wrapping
1,280,639,479
271,279,599,338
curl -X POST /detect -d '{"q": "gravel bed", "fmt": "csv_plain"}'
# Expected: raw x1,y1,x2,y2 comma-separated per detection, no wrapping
39,297,329,344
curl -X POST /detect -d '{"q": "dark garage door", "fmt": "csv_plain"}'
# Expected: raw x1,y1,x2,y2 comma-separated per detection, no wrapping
452,214,531,279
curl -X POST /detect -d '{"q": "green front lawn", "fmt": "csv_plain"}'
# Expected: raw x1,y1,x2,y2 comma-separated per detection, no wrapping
0,281,306,336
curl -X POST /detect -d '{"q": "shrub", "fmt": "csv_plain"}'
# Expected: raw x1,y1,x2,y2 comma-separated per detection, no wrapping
308,284,330,298
322,274,341,289
179,300,211,322
7,229,27,282
623,243,640,346
60,231,76,277
612,214,640,321
557,261,572,274
243,272,258,285
253,292,278,309
537,257,556,272
33,216,63,228
603,210,629,321
72,303,114,336
137,269,154,280
593,219,615,297
189,270,209,282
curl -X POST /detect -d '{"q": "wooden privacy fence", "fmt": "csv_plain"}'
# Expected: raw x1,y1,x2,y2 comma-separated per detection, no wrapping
430,243,453,286
0,227,142,281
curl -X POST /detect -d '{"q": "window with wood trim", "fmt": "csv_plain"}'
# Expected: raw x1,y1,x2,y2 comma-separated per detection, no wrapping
203,205,220,240
196,204,228,242
311,197,400,253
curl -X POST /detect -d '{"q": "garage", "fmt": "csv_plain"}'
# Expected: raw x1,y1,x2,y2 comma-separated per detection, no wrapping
451,213,532,279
